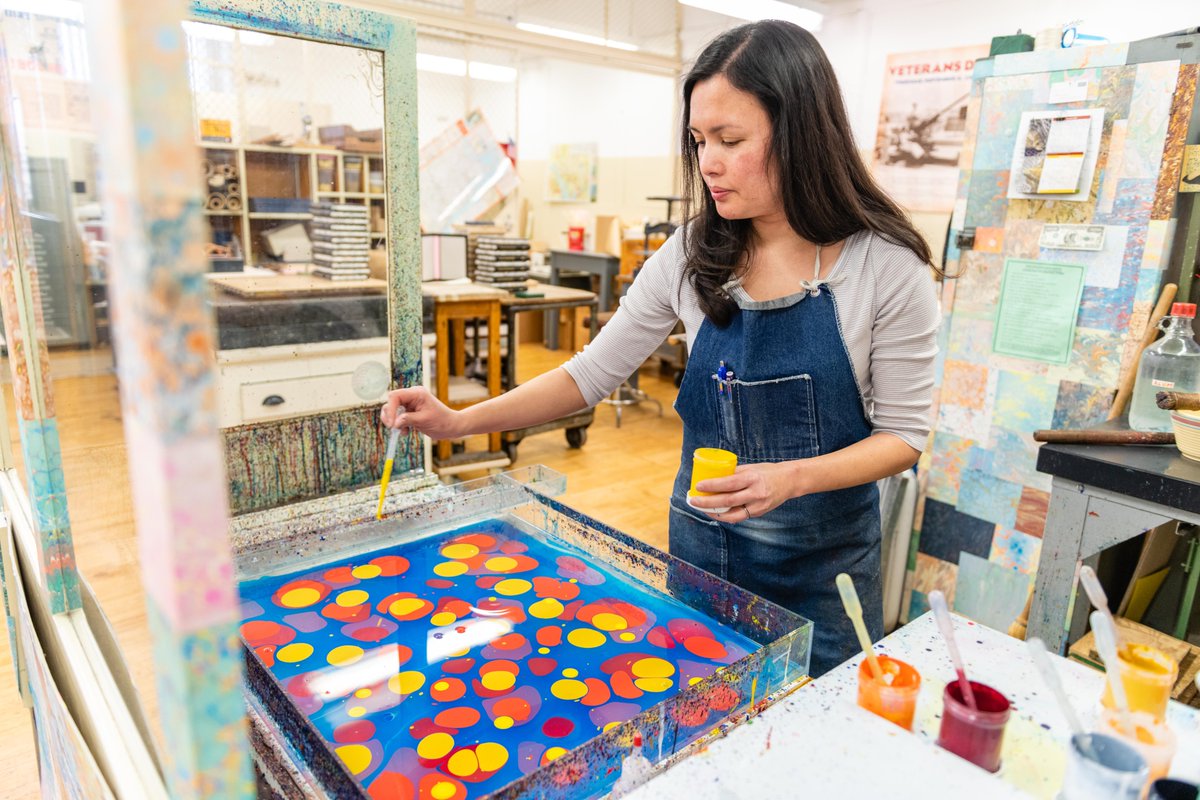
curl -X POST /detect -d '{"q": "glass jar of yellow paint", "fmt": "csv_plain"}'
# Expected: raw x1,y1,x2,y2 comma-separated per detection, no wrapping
1101,643,1178,722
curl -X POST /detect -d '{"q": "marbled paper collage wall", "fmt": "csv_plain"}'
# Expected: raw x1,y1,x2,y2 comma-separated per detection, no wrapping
904,45,1199,629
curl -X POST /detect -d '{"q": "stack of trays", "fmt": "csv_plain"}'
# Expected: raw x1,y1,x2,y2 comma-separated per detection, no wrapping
473,236,531,291
309,202,370,281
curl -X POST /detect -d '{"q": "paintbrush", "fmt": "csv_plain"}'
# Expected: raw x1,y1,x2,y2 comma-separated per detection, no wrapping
929,590,978,710
375,426,401,520
836,572,883,681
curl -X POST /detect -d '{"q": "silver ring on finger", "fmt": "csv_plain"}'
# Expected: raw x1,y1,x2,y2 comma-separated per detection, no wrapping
743,504,752,520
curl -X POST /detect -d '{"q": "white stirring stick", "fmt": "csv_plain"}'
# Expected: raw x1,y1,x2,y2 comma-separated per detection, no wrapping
1079,565,1121,649
1091,610,1135,736
929,590,977,710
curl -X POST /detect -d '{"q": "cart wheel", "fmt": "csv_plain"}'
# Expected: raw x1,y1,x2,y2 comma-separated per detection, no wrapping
566,427,587,448
503,442,519,462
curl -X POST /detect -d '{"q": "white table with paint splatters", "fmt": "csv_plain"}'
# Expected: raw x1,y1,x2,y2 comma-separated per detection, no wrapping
626,612,1200,799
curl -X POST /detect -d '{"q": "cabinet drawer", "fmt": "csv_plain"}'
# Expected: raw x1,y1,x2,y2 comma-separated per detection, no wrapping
239,373,363,423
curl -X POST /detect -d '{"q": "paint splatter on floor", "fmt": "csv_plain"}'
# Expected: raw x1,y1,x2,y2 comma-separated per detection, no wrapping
239,518,759,799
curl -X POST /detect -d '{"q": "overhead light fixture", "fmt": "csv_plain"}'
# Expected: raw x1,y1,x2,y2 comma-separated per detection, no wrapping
515,22,639,52
416,53,517,83
678,0,824,31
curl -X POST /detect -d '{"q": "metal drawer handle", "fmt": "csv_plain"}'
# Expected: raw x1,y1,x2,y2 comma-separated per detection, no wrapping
262,394,285,407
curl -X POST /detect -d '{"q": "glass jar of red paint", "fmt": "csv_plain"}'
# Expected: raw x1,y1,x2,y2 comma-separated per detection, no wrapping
936,680,1011,773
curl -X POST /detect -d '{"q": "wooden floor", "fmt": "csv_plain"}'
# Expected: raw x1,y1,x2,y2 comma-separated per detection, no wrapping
0,342,684,797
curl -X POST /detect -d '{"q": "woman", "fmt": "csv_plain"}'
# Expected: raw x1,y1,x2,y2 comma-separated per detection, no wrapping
382,20,940,676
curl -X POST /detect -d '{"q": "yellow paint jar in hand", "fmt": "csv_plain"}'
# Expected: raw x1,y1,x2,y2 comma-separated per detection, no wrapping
689,448,737,496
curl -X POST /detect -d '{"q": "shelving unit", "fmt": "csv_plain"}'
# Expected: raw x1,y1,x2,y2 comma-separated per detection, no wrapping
199,143,387,268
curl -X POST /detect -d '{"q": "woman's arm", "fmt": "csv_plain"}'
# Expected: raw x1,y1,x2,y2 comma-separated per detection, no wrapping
380,367,587,439
688,432,920,519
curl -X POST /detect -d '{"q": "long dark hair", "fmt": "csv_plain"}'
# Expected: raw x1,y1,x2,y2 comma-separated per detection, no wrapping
681,21,934,326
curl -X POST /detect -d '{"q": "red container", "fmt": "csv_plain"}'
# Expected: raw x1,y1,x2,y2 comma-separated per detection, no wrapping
567,226,585,251
936,680,1011,772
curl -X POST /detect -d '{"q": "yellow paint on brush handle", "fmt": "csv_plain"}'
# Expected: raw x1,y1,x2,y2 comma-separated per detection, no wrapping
375,459,395,520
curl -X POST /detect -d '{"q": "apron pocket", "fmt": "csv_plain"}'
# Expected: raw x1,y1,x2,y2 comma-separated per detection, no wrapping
729,374,819,461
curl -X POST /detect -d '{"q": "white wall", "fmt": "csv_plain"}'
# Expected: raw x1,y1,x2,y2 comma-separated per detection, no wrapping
818,0,1200,152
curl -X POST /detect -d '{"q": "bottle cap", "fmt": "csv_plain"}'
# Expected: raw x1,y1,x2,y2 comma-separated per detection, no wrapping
1171,302,1196,318
633,733,643,747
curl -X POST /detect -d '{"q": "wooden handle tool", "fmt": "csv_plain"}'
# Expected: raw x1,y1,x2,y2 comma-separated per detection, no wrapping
1033,429,1175,445
1157,391,1200,411
1109,282,1178,420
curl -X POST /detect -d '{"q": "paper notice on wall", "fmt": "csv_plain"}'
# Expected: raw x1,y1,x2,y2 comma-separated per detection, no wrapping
992,259,1086,364
1048,77,1089,104
1008,109,1104,201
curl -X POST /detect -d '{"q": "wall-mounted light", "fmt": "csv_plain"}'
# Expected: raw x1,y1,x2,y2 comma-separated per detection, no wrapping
515,22,639,52
678,0,824,31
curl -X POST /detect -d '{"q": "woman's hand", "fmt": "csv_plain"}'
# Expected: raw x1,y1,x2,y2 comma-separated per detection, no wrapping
381,387,466,440
691,462,806,522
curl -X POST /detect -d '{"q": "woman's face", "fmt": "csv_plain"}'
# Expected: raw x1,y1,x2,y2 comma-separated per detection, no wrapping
688,74,781,222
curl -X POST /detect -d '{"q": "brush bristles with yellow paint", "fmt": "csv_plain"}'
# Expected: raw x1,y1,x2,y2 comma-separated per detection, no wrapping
376,427,401,520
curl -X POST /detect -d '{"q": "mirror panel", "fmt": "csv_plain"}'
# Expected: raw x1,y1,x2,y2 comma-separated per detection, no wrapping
187,1,422,514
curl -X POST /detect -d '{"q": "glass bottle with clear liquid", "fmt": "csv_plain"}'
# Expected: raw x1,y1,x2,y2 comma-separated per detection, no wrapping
1129,303,1200,432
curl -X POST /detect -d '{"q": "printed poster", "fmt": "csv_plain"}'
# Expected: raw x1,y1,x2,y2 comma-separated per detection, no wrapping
872,44,989,213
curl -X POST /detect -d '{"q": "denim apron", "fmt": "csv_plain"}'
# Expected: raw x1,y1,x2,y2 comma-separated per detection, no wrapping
669,275,882,677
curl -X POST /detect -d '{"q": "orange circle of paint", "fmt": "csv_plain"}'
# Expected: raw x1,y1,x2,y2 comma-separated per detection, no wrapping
434,707,481,729
856,654,921,731
683,636,727,660
430,678,467,702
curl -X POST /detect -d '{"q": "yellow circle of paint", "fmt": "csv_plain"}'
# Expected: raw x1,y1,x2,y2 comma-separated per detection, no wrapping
354,688,372,699
416,731,455,760
529,599,564,619
537,647,550,655
619,632,636,642
634,677,674,693
430,611,458,627
689,676,702,686
327,645,364,666
591,612,627,631
347,706,366,718
335,743,372,775
494,578,532,596
566,628,606,649
569,578,578,583
603,721,621,732
447,748,479,777
544,746,568,762
433,681,449,691
433,561,469,578
389,598,429,617
430,782,457,800
476,742,509,772
336,589,370,608
494,715,514,730
481,671,516,691
280,587,321,608
631,657,675,679
351,564,382,580
276,643,313,664
388,670,426,696
562,668,579,678
484,556,518,572
550,679,588,701
442,543,480,559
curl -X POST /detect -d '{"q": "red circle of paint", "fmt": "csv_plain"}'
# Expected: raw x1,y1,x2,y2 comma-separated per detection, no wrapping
542,717,574,738
333,720,376,743
682,637,727,660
